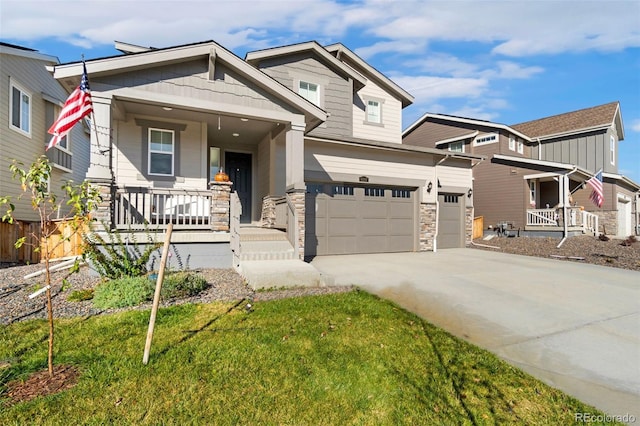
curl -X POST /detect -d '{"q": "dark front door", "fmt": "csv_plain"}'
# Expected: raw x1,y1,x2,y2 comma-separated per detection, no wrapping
225,152,252,223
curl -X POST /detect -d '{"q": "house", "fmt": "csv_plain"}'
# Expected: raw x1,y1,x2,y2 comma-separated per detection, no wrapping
46,40,481,277
0,43,91,261
402,102,640,238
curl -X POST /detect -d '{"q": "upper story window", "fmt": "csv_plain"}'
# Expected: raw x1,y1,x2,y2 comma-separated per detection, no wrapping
366,100,381,124
473,132,498,146
509,137,515,151
149,128,175,176
610,135,615,165
449,141,464,152
299,81,320,106
10,79,31,136
517,140,524,154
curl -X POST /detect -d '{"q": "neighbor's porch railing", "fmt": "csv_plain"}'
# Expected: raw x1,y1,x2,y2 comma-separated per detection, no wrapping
526,208,558,226
581,210,599,235
114,186,213,230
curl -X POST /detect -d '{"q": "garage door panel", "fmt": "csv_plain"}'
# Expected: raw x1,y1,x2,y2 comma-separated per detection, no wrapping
438,194,464,249
306,184,417,256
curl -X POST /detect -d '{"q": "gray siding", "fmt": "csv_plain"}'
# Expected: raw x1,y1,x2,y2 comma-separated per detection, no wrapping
255,53,353,139
537,129,617,174
0,52,90,222
95,60,295,115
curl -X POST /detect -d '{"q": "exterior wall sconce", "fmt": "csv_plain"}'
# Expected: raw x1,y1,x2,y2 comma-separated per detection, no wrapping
427,181,433,193
468,188,473,198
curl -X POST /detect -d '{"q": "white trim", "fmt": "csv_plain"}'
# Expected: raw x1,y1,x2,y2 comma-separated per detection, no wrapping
434,131,478,147
509,136,515,151
610,135,615,166
0,44,58,63
404,112,531,141
517,140,524,154
533,124,612,141
148,127,175,176
9,77,32,137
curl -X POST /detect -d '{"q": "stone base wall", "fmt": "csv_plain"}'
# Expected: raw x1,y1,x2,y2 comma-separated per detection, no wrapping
594,210,617,236
287,189,306,259
260,195,278,228
465,207,473,245
90,180,114,228
210,182,232,232
419,202,437,251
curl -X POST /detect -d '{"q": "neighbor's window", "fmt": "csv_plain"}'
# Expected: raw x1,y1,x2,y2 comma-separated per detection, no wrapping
149,128,175,175
473,133,498,145
45,102,68,150
509,137,515,151
299,81,319,106
610,135,615,165
10,80,31,136
366,100,381,124
517,140,524,154
449,141,464,152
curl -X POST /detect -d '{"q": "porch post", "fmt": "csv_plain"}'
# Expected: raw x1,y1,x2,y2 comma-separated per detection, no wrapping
285,122,306,259
86,96,114,227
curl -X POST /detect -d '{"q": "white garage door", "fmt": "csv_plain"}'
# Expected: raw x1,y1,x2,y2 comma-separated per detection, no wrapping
305,183,416,256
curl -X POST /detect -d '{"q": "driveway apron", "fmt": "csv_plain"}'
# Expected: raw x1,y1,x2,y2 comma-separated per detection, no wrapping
311,249,640,419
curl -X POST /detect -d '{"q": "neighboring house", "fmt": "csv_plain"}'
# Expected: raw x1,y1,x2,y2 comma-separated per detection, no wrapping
403,102,640,238
0,42,91,223
47,40,481,272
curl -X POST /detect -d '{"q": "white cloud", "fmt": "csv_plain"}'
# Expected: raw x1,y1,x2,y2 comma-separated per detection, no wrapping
482,61,544,80
391,75,488,102
630,119,640,133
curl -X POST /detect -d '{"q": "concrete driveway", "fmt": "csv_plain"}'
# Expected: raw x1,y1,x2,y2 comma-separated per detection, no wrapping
311,249,640,419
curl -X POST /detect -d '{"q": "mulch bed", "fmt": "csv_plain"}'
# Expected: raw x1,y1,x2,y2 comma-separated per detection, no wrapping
5,365,80,406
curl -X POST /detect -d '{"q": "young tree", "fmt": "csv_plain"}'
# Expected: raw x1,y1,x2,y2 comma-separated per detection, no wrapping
1,155,101,377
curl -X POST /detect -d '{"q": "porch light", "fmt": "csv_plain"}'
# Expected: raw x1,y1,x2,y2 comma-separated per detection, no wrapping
240,118,249,122
468,189,473,198
427,181,433,193
232,133,239,137
162,107,173,111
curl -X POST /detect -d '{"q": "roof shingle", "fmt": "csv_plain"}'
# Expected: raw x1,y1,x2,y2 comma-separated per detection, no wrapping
511,101,619,138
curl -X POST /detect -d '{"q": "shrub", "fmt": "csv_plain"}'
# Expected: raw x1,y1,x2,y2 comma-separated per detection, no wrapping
83,223,161,279
161,272,208,299
67,289,94,302
93,276,154,309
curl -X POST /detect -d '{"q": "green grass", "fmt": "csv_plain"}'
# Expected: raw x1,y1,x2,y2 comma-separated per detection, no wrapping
0,290,619,425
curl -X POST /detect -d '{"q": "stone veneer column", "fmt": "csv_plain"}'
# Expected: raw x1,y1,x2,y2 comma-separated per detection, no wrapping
287,188,306,259
465,206,474,245
260,195,279,228
419,202,437,251
91,182,114,229
210,181,232,232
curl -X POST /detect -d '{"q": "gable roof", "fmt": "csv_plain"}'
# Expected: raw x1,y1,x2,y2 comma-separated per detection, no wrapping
0,42,59,64
511,101,624,141
403,112,531,142
324,43,414,108
245,41,367,90
48,40,327,131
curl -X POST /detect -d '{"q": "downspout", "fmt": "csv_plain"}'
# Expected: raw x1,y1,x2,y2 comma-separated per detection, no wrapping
432,156,449,252
557,166,579,248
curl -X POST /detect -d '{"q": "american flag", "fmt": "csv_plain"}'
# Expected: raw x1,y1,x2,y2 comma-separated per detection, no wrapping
586,169,604,208
47,62,93,150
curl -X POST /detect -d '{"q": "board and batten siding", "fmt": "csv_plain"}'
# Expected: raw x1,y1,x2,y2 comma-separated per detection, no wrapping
256,54,353,139
352,80,403,144
538,129,617,174
0,52,90,222
114,115,207,189
94,60,294,116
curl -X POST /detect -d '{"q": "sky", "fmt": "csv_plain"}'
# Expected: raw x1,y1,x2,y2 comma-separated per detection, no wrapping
2,0,639,182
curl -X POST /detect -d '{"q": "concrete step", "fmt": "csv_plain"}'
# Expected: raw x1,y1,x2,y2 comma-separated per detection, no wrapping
239,259,323,290
239,240,296,261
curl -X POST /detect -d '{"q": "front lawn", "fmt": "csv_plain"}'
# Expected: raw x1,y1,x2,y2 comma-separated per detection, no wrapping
0,290,618,425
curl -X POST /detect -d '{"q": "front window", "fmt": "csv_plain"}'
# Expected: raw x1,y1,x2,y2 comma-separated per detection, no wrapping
299,81,319,106
529,181,536,207
366,100,381,124
509,137,515,151
449,141,464,152
473,133,498,146
610,135,615,165
10,81,31,136
517,140,524,154
149,128,175,175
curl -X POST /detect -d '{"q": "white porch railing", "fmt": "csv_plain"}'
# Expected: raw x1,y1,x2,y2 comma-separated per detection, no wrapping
526,208,558,226
581,211,599,235
114,186,212,230
230,191,241,269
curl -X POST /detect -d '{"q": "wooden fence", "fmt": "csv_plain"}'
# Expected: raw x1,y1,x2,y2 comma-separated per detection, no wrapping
0,219,85,264
472,216,484,240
